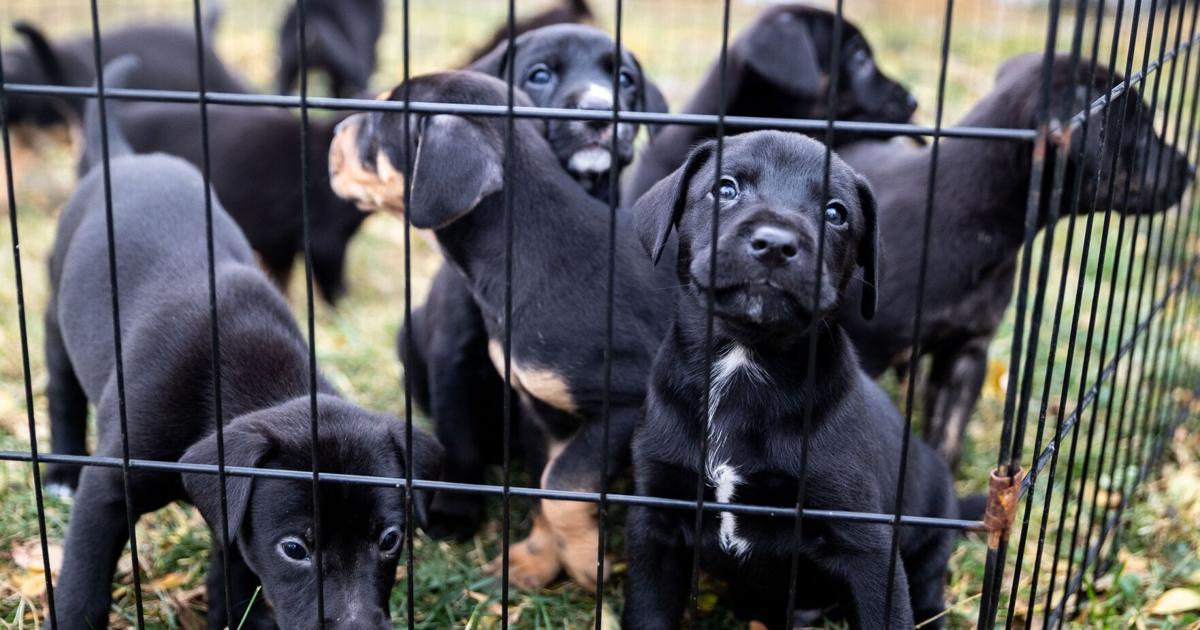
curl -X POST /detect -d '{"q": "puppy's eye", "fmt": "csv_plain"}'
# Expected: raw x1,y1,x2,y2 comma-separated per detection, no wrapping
851,49,871,67
527,64,553,85
715,176,739,201
278,537,310,563
618,69,635,88
378,527,402,555
824,200,848,226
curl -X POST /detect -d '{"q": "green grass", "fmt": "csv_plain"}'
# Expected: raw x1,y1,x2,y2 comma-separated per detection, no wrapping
2,0,1200,628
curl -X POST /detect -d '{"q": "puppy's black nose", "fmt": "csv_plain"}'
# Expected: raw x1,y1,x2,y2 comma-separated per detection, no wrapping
748,225,800,268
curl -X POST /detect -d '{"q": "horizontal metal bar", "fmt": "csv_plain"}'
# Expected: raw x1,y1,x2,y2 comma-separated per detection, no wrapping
1,82,1038,142
1066,32,1200,131
0,450,985,531
1019,255,1197,499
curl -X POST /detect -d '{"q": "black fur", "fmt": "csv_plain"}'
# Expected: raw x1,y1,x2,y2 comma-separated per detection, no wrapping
47,58,442,630
837,53,1194,470
624,3,918,201
79,102,363,304
275,0,383,98
331,70,676,588
1,14,246,128
401,26,668,540
622,130,956,629
465,0,594,65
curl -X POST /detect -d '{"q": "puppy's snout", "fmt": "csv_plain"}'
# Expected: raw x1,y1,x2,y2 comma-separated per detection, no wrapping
574,83,617,131
748,225,801,268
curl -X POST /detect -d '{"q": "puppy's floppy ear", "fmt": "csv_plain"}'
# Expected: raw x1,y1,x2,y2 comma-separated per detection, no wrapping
854,173,880,320
634,140,713,265
387,421,445,532
468,37,515,79
631,56,670,136
738,13,823,98
180,420,274,540
410,114,503,229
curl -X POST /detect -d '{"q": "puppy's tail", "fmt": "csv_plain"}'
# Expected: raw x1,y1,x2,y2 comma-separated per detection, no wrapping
82,55,139,172
958,493,987,522
13,21,66,85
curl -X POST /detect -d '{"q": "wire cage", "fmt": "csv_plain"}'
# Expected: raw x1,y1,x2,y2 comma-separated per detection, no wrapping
0,0,1198,628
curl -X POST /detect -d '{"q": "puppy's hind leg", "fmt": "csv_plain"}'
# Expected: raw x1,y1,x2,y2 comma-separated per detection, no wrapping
922,336,990,471
44,308,89,496
537,405,639,590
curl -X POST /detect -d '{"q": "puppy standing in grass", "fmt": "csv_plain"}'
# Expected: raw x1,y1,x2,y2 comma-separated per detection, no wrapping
46,57,442,629
622,131,957,629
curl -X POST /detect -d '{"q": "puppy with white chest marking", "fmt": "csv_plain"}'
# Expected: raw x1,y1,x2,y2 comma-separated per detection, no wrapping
46,58,442,630
622,131,958,629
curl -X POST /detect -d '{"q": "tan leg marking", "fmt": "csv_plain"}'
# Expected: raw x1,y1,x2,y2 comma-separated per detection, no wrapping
487,340,578,413
542,497,609,590
487,511,563,590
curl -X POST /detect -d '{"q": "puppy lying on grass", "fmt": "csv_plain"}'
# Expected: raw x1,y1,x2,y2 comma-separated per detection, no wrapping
45,56,441,630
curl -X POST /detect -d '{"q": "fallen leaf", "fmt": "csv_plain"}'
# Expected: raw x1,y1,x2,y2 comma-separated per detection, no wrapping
11,571,48,599
9,539,63,575
150,572,189,591
1148,588,1200,615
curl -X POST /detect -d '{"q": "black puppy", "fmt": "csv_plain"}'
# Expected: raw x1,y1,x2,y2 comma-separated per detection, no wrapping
331,70,677,589
837,53,1193,470
1,14,247,129
401,24,668,540
47,58,441,629
78,102,362,303
622,131,957,629
624,3,918,201
276,0,383,98
465,0,594,65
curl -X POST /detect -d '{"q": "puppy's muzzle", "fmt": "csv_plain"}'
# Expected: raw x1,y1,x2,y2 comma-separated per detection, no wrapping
329,114,407,214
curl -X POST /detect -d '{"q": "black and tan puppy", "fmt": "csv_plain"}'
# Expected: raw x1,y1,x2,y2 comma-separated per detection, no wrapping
465,0,594,65
837,53,1193,470
79,102,362,303
622,131,956,629
331,70,676,589
402,24,668,541
624,3,917,201
47,58,441,629
276,0,383,97
1,15,247,129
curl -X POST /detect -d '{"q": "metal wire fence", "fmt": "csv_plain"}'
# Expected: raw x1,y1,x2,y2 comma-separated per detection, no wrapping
0,0,1197,628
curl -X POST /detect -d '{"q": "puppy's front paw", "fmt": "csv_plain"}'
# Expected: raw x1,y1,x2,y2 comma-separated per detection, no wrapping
43,465,80,500
486,538,563,590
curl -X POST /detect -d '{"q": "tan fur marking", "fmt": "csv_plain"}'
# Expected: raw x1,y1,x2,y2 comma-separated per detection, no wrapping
542,498,609,590
487,341,579,413
748,622,769,630
486,512,562,589
328,117,407,214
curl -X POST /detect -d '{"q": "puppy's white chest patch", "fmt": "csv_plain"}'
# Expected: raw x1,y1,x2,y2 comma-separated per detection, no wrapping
703,345,768,558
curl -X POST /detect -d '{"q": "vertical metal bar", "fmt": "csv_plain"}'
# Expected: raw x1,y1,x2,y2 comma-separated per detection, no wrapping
294,0,327,625
0,26,58,630
86,0,146,623
786,0,847,624
399,0,416,626
881,0,954,626
977,1,1065,624
593,0,624,622
500,0,516,625
688,0,732,622
188,0,235,625
1016,4,1125,626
